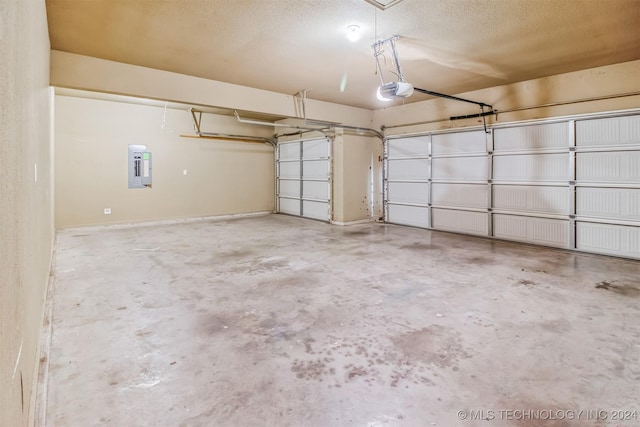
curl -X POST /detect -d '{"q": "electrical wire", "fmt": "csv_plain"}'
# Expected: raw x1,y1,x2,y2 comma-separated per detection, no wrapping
373,35,404,85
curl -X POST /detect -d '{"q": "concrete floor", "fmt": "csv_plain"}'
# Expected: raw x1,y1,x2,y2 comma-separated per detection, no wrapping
42,214,639,427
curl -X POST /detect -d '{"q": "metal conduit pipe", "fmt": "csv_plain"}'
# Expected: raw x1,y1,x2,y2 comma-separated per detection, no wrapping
234,111,329,135
187,108,384,214
185,109,277,146
274,130,328,139
497,91,640,114
234,110,383,140
195,131,276,146
274,126,383,140
381,91,640,131
292,90,384,139
340,125,384,140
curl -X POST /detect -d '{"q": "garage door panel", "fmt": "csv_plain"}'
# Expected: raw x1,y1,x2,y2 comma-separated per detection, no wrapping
431,183,487,208
576,187,640,221
387,159,429,180
279,180,299,198
279,198,300,216
494,214,569,247
493,154,568,181
576,115,640,147
302,139,329,158
279,161,300,179
387,204,429,228
302,200,329,221
494,122,568,151
573,115,640,259
277,138,331,222
432,131,486,155
493,185,569,214
385,113,640,259
303,181,329,200
387,182,429,204
576,151,640,182
279,142,300,160
432,157,488,181
576,222,640,257
432,209,488,235
387,137,429,158
302,160,329,179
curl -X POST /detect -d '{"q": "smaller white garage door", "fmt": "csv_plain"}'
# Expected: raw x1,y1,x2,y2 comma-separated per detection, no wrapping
277,137,331,221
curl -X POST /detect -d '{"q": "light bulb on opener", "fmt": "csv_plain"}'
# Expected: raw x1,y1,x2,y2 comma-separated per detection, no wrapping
377,86,392,102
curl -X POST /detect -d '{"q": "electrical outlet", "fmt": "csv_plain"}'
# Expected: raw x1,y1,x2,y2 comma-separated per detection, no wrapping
104,208,111,215
183,169,188,175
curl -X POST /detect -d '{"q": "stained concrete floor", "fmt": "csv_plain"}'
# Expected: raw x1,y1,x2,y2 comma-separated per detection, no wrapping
42,214,640,427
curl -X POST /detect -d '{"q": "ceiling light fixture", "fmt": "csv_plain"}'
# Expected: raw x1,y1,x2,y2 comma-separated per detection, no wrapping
346,25,361,42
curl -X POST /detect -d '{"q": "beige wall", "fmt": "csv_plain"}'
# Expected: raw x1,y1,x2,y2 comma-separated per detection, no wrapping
50,51,375,129
2,7,631,424
0,1,54,426
53,56,640,227
375,60,640,135
55,96,276,228
332,133,382,223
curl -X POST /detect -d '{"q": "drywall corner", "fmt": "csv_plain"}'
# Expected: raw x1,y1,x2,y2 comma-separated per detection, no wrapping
0,1,55,426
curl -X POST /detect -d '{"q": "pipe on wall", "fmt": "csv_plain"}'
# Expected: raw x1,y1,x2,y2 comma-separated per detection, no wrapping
236,110,384,139
381,91,640,131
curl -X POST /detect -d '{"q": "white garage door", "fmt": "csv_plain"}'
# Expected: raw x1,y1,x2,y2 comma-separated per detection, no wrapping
431,130,490,236
277,137,331,221
492,121,572,248
385,130,490,234
574,115,640,258
385,135,430,228
384,111,640,259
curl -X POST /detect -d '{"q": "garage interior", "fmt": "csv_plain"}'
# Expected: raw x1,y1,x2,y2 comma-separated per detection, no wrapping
2,0,639,426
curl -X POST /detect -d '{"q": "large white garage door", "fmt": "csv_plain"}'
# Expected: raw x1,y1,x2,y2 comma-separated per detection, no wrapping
385,130,490,235
277,137,331,221
492,121,572,248
384,111,640,259
574,115,640,258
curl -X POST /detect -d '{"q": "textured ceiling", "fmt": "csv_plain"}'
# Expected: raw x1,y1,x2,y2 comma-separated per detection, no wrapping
46,0,640,110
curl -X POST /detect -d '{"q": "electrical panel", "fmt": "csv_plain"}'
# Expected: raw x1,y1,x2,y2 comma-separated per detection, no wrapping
128,144,152,189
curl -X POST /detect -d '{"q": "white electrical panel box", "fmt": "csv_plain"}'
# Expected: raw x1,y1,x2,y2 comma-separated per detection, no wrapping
128,144,152,189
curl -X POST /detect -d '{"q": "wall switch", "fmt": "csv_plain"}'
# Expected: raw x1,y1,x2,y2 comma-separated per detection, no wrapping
34,163,38,183
104,208,111,215
183,169,188,175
